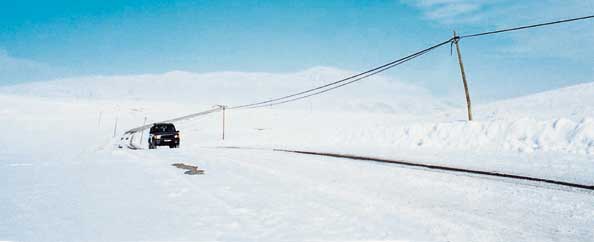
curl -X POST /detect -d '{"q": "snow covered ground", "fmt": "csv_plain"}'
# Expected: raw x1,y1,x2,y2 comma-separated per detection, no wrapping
1,69,593,241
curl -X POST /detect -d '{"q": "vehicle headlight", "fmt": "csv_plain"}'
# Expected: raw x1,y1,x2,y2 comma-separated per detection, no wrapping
174,134,179,138
154,135,162,139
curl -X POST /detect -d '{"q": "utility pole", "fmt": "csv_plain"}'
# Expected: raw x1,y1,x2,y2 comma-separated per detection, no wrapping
139,116,147,144
113,106,120,138
98,111,103,128
222,106,226,140
113,117,119,138
453,31,473,121
213,105,227,140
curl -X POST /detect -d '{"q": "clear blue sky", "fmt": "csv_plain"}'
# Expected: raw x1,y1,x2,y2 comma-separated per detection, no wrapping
1,0,593,101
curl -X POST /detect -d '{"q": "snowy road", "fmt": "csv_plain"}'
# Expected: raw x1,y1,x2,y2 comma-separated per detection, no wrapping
4,144,592,241
2,85,594,241
104,147,594,241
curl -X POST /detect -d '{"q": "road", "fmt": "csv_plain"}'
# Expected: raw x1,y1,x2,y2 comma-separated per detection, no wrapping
3,142,594,241
113,146,594,241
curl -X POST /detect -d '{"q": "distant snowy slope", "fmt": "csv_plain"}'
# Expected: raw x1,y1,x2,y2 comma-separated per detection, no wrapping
0,67,451,114
474,81,594,120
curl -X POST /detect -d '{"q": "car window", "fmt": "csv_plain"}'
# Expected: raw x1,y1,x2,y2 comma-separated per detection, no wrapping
152,124,175,133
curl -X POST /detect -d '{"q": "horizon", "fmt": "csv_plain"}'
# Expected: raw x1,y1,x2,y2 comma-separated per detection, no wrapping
1,0,593,103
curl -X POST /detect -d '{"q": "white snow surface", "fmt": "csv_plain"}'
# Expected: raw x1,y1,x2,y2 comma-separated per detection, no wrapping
0,67,451,114
1,69,593,241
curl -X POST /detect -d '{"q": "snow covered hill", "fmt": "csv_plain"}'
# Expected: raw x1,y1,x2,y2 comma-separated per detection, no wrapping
0,67,452,114
471,81,594,121
1,69,593,241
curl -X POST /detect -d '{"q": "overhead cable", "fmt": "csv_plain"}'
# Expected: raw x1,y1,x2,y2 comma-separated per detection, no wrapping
231,38,454,109
460,15,594,39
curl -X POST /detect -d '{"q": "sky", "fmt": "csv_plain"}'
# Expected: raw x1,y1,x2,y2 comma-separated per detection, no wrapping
1,0,593,102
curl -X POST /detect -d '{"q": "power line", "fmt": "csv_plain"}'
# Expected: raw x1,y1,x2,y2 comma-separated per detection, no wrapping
231,38,454,109
237,15,594,109
123,38,454,137
122,14,594,136
460,14,594,39
245,39,451,109
124,107,221,134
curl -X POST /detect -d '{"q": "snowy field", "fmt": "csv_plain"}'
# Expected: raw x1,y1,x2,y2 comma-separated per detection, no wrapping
1,69,593,241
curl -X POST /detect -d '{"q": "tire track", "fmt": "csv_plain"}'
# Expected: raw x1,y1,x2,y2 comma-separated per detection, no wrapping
274,149,594,192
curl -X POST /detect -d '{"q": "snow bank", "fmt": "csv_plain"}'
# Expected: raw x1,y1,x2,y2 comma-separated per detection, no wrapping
179,108,594,155
393,118,594,154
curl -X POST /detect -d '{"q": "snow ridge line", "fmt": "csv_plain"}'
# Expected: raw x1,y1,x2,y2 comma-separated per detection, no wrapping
269,148,594,192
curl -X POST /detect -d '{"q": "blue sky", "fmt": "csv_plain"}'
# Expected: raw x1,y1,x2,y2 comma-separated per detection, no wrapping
1,0,593,101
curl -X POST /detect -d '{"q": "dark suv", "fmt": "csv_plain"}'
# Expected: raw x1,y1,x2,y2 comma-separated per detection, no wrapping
148,123,180,149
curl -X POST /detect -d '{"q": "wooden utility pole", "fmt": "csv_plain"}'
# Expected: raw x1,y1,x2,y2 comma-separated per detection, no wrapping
453,31,473,121
213,105,227,140
222,106,226,140
113,117,118,138
139,116,147,144
98,111,103,128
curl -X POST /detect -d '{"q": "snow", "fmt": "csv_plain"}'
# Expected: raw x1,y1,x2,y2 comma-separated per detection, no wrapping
0,67,452,114
1,69,593,241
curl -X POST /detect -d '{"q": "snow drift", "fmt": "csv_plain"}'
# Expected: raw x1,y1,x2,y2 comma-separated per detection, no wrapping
2,68,593,155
